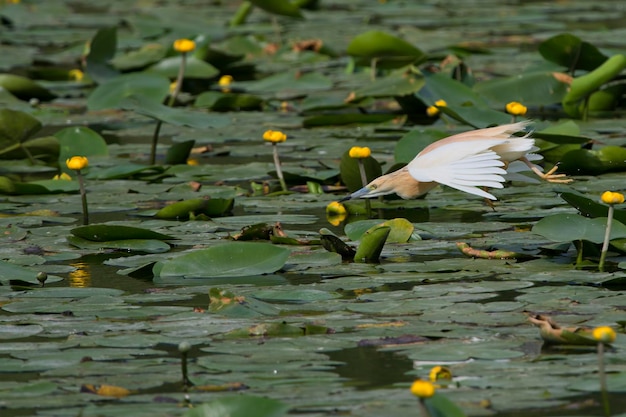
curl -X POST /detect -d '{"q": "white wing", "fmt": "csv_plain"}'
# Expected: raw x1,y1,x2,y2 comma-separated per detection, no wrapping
408,139,509,200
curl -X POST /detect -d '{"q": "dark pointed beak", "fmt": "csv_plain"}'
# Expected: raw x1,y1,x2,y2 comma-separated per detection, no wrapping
339,186,371,202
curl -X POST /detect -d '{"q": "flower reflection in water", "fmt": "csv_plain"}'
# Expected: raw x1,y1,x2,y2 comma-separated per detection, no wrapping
68,262,91,288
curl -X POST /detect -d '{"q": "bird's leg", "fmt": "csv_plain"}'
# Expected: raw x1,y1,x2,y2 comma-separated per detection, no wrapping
520,157,573,184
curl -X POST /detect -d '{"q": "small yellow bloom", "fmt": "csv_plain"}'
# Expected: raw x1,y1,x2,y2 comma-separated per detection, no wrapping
186,158,199,166
429,366,452,382
169,81,178,94
326,201,347,216
505,101,528,116
348,146,371,159
173,38,196,53
263,130,287,143
53,172,72,181
426,99,447,117
68,69,84,81
601,191,625,205
66,156,89,171
593,326,616,343
218,75,233,93
218,75,233,86
410,379,435,398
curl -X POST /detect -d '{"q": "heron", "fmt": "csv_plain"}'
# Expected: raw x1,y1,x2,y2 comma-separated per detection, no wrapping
340,121,570,202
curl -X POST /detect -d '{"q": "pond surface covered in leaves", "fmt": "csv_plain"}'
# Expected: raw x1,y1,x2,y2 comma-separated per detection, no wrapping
1,1,626,416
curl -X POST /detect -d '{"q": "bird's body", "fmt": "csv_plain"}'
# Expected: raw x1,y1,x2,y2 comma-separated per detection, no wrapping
342,122,570,201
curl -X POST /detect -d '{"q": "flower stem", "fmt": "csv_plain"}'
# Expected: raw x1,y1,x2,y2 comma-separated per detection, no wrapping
357,160,371,216
599,205,614,272
598,342,611,416
76,170,89,225
181,349,191,389
272,143,287,192
150,51,187,165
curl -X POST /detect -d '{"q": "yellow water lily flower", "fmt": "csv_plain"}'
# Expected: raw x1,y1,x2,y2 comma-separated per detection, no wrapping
173,38,196,53
505,101,527,116
601,191,624,205
348,146,371,159
263,130,287,143
66,156,88,171
410,379,435,398
593,326,616,343
426,99,447,117
68,69,84,81
326,201,347,216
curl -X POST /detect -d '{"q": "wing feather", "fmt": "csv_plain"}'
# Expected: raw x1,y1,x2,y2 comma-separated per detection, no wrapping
408,141,509,199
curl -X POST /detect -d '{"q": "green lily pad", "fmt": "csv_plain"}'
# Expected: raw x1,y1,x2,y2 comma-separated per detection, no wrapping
347,30,426,69
532,213,626,244
154,197,234,219
0,74,55,101
156,242,291,278
70,224,175,241
87,73,170,110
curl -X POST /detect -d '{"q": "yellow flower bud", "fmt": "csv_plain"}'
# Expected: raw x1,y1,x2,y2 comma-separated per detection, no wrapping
505,101,528,116
263,130,287,143
348,146,371,159
66,156,88,171
426,99,447,117
601,191,625,205
173,38,196,53
68,69,84,81
53,172,72,181
326,201,347,216
410,379,435,398
429,366,452,382
593,326,616,343
218,75,233,86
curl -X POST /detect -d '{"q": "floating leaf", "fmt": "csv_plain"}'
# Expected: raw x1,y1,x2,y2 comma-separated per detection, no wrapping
85,27,120,83
354,225,390,263
146,56,219,79
394,128,447,164
157,242,290,278
0,74,55,101
532,213,626,244
560,191,626,223
54,126,108,173
351,70,425,100
423,393,468,417
154,197,234,219
559,145,626,175
87,73,170,110
538,33,607,72
195,91,263,112
120,94,230,128
474,71,569,107
249,0,303,18
320,228,355,260
71,225,175,242
66,236,171,253
345,218,414,243
347,31,426,69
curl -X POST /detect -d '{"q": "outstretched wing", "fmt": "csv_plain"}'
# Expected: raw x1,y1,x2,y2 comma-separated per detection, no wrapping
407,139,508,200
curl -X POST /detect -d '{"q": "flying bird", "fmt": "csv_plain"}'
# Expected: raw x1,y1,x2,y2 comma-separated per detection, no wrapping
341,122,570,202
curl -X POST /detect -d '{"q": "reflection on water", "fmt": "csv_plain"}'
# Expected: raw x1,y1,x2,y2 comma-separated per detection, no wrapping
68,262,91,288
327,346,415,390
